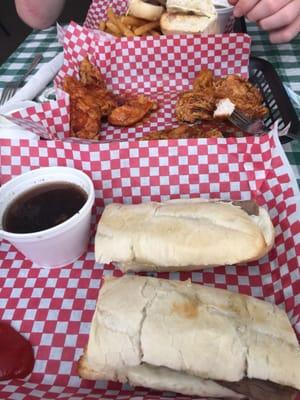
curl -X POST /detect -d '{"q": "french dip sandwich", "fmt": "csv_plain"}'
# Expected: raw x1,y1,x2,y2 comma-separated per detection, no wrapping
78,275,300,399
160,0,218,34
95,198,275,272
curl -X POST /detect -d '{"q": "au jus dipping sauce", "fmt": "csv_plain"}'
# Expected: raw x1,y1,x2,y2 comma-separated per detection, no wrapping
2,182,88,234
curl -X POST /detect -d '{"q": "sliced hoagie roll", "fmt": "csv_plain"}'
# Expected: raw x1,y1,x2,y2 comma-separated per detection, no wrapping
95,198,275,272
78,275,300,399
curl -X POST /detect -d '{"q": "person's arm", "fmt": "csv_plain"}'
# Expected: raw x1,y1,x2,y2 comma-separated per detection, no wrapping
228,0,300,43
15,0,66,29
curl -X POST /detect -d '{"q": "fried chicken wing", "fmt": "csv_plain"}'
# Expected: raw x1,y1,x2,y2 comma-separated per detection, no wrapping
64,58,119,139
63,76,83,99
84,84,118,117
64,77,102,140
70,97,102,140
79,57,106,88
176,90,215,123
64,58,158,139
140,124,223,140
176,70,268,127
108,94,157,126
193,69,214,92
214,75,268,120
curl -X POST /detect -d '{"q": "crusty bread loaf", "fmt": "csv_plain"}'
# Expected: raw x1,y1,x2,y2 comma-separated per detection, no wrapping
78,276,300,398
95,198,275,272
160,12,218,34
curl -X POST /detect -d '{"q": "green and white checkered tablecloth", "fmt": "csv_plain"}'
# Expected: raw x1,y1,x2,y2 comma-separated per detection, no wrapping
247,22,300,186
0,27,62,85
0,24,299,185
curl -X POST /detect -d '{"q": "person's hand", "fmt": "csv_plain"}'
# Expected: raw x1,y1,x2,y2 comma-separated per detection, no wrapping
228,0,300,43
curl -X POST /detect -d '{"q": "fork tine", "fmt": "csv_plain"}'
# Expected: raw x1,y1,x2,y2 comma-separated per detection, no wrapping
0,54,42,107
229,109,267,135
0,85,17,105
234,110,251,124
228,113,248,131
231,115,247,129
6,86,18,102
0,87,10,105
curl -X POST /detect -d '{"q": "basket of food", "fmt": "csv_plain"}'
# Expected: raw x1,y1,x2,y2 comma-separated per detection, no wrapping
83,0,300,142
8,20,267,143
0,1,299,400
84,0,236,36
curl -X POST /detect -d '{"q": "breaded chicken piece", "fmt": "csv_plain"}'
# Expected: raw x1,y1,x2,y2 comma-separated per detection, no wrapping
79,57,106,88
63,58,118,139
176,70,268,125
140,124,223,140
176,90,216,122
64,77,102,140
108,94,157,126
214,75,268,120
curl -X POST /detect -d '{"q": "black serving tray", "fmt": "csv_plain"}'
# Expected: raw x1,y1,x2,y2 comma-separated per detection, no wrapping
234,17,300,142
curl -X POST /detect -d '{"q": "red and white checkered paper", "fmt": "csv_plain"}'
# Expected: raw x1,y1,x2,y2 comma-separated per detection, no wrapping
84,0,128,30
9,22,251,142
0,21,299,400
0,126,300,400
84,0,235,33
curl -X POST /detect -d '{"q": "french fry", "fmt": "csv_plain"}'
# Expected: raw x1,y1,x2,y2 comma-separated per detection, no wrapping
99,7,163,37
106,21,122,36
107,7,119,25
115,19,135,37
134,21,160,36
107,7,134,37
98,20,106,31
120,15,149,28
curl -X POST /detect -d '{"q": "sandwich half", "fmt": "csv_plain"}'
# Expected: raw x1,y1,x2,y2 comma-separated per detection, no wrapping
95,198,275,272
160,0,218,35
78,275,300,399
160,12,218,34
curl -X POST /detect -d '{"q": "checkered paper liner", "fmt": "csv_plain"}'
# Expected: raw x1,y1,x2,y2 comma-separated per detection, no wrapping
7,98,69,141
8,22,251,142
4,115,55,140
0,125,300,399
83,0,235,34
0,19,299,400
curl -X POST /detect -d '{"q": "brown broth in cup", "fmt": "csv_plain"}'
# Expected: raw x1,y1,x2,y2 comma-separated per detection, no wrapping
2,182,87,234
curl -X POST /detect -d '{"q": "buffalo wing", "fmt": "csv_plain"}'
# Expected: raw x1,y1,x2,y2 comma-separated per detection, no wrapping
176,69,268,124
64,58,157,139
108,94,157,126
140,124,223,140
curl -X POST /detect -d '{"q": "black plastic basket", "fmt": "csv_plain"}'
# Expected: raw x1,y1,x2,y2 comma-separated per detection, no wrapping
249,57,300,142
234,18,300,142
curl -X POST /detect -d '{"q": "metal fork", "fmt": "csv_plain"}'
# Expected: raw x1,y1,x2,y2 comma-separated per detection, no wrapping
0,53,42,105
228,109,268,135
